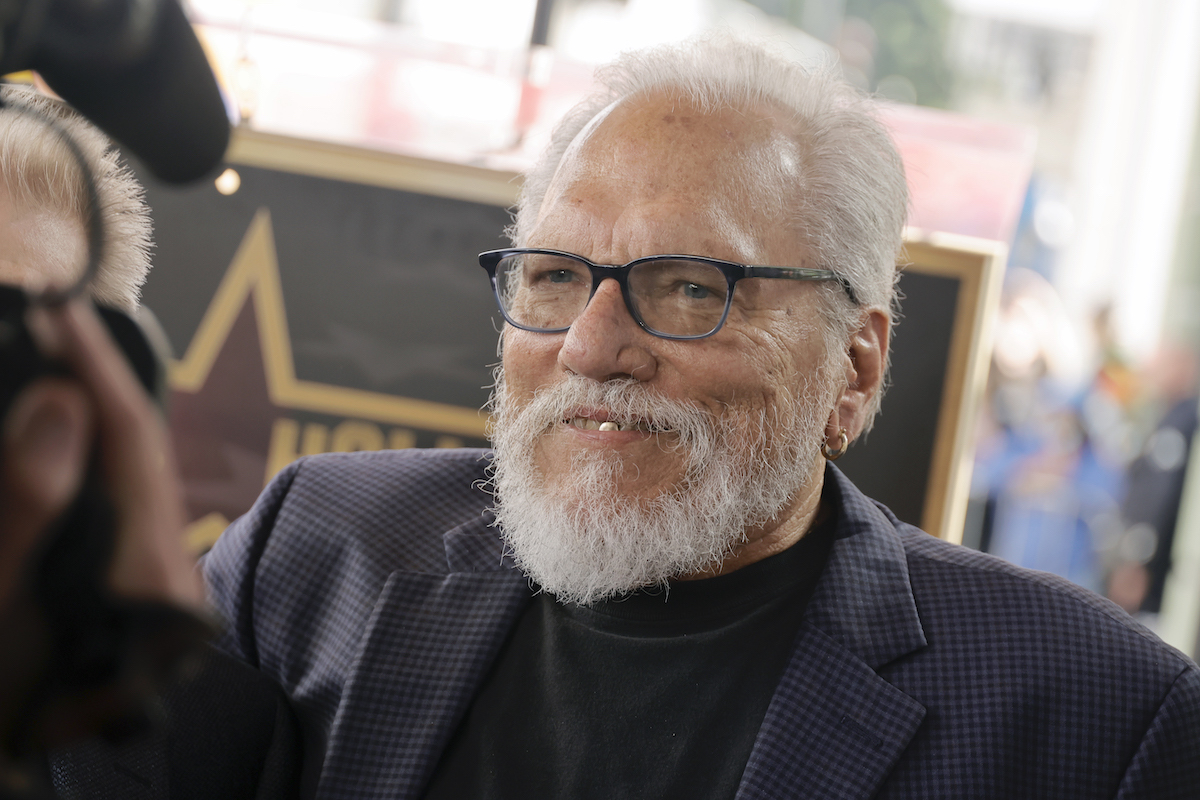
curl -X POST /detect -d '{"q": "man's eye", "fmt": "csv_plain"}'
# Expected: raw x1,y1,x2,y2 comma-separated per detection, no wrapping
547,270,575,284
682,282,710,299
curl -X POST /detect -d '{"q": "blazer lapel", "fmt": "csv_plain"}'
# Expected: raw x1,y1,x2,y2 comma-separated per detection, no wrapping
316,515,530,800
737,467,929,799
737,624,926,800
50,736,168,800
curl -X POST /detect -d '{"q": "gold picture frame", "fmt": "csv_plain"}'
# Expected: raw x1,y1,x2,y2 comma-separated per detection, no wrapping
900,232,1005,542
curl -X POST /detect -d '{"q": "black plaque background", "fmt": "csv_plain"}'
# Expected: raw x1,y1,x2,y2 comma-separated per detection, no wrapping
136,161,962,531
138,163,510,410
835,271,959,527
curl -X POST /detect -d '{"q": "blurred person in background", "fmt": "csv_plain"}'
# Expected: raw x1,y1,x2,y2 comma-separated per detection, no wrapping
0,84,300,799
972,271,1126,592
1106,343,1200,619
974,266,1200,626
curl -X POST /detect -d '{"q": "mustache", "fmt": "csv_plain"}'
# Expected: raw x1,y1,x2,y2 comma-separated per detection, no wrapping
490,371,718,453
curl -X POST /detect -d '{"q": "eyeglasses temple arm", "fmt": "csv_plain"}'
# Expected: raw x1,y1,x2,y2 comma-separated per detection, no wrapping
744,265,859,306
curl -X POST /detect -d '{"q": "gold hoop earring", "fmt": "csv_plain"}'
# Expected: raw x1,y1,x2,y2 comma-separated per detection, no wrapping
821,428,849,461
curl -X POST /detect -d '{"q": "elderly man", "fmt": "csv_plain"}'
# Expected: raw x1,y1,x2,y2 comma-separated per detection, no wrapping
205,39,1199,798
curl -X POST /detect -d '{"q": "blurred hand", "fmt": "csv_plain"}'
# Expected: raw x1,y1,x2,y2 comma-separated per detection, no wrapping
1,297,202,613
0,375,91,610
0,297,207,773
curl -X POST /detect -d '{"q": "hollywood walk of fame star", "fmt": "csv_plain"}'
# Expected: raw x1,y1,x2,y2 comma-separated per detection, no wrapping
169,209,488,551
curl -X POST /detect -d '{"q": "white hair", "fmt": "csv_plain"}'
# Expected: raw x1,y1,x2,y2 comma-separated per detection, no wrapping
510,37,908,424
0,84,152,312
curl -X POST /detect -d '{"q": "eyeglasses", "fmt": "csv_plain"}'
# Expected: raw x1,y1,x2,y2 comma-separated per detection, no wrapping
479,248,857,340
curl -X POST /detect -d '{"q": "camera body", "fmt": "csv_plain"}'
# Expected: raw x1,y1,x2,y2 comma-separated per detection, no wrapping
0,287,160,418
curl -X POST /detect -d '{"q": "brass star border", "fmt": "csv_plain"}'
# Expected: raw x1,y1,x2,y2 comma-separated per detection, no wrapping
173,209,489,550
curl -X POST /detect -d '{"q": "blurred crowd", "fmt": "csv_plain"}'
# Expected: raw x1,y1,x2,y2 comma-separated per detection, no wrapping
970,268,1199,626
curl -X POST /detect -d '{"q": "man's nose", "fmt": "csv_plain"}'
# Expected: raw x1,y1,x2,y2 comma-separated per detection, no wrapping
557,278,658,382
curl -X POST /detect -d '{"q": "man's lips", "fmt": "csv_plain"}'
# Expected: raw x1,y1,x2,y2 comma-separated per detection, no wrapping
567,416,650,433
562,408,655,433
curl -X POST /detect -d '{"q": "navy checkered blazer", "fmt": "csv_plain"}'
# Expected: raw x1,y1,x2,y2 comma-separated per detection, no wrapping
204,448,1200,799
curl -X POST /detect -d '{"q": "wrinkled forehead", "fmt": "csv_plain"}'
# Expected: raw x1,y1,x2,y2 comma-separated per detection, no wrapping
541,93,804,221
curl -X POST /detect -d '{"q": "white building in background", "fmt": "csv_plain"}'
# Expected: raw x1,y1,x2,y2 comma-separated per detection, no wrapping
949,0,1200,362
1061,1,1200,361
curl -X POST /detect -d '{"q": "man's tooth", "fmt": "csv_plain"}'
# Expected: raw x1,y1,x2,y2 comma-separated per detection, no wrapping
569,417,648,432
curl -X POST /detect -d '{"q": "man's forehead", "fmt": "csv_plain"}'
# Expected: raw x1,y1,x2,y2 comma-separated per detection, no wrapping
566,95,792,165
543,94,802,218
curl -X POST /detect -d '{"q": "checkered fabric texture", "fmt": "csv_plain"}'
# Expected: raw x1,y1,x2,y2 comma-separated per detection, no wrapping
204,449,1200,799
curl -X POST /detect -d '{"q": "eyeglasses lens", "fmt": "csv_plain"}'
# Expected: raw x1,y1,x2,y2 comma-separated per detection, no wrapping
627,258,729,337
495,252,592,331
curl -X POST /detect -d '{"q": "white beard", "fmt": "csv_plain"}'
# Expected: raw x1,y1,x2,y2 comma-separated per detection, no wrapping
487,363,836,606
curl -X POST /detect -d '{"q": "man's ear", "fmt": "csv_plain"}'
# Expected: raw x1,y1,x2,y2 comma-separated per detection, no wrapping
827,309,889,442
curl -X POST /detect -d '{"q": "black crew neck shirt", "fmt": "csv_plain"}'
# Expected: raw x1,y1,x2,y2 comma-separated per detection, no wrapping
424,513,838,800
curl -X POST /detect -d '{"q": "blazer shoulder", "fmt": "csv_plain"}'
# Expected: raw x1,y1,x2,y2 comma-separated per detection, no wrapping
870,524,1200,797
260,447,494,573
897,524,1196,684
204,448,495,666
